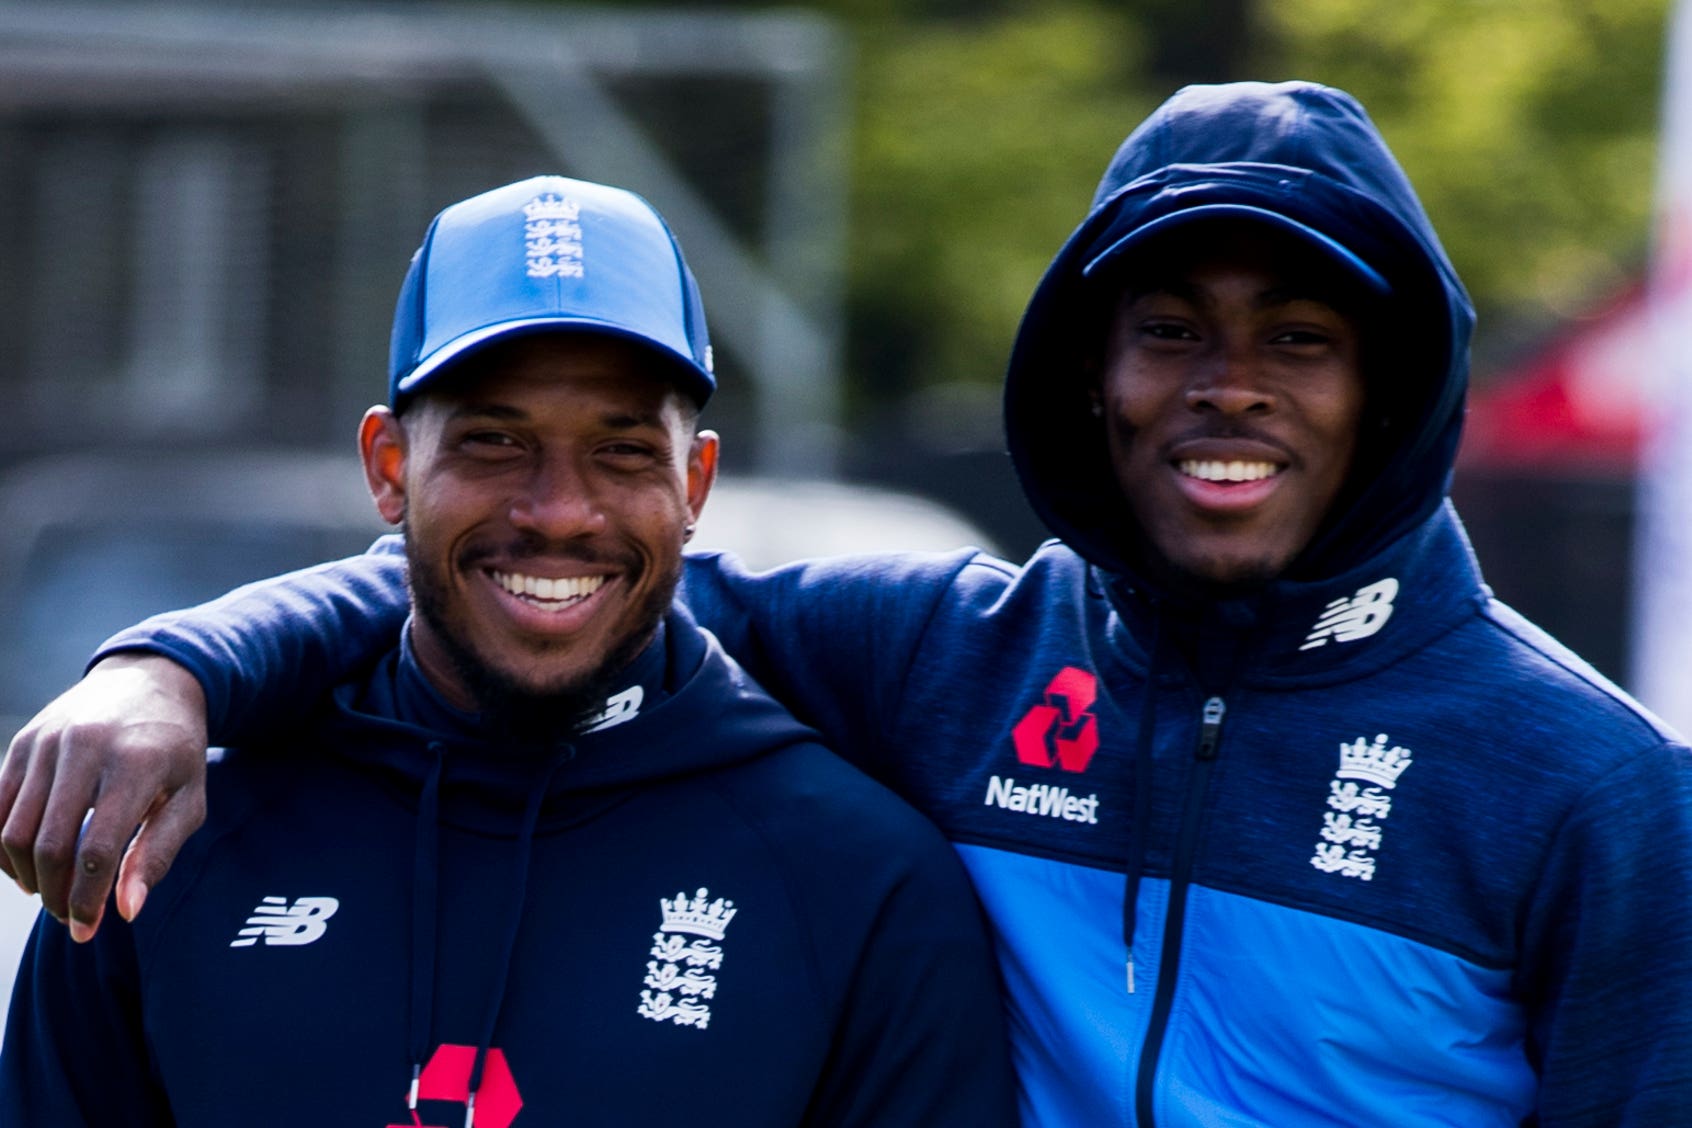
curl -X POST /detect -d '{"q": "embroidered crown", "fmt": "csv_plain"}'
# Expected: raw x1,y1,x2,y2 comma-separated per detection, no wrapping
1336,733,1413,789
660,888,738,940
523,193,581,222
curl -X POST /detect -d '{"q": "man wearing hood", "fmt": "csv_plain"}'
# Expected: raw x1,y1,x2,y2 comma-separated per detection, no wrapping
0,175,1015,1126
6,82,1691,1125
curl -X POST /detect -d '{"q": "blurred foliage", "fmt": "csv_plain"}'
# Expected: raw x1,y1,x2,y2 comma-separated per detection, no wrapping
1265,0,1670,358
849,6,1155,408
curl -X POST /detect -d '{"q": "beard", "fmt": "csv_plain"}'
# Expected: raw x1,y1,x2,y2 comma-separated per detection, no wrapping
405,527,680,746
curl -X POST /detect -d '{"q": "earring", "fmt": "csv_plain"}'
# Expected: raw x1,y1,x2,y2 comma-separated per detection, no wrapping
1089,400,1104,418
683,523,697,542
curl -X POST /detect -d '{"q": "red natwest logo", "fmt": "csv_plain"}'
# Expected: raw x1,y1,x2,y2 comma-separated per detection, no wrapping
387,1044,522,1128
1012,667,1100,772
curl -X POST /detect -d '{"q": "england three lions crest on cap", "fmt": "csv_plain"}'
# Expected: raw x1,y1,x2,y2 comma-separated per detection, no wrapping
523,193,584,280
638,887,738,1030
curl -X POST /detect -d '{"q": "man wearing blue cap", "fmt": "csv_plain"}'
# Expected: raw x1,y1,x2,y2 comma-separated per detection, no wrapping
7,84,1692,1124
0,176,1016,1127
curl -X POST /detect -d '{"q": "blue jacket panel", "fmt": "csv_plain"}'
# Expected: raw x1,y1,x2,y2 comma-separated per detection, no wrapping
671,508,1692,1126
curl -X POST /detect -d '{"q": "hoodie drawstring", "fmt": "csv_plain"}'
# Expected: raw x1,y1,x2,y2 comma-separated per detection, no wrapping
407,742,447,1112
404,743,573,1128
461,749,569,1128
1123,613,1163,995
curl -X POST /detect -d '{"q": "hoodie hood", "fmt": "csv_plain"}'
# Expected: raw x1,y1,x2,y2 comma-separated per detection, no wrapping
1004,80,1475,586
321,603,817,831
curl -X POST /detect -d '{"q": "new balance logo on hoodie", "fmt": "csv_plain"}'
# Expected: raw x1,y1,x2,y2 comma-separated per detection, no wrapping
1301,578,1399,650
229,896,339,947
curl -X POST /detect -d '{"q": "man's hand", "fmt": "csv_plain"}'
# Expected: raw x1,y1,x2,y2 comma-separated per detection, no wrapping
0,654,208,941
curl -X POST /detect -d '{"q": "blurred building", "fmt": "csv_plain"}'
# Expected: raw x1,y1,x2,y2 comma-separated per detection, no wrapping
1456,283,1650,687
0,1,849,474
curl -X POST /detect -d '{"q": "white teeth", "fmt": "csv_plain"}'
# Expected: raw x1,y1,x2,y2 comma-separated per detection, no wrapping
493,571,605,607
1178,459,1280,483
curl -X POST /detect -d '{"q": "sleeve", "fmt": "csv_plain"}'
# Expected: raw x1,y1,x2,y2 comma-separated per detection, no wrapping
802,827,1019,1128
1521,739,1692,1126
93,538,410,744
679,549,980,776
0,909,173,1125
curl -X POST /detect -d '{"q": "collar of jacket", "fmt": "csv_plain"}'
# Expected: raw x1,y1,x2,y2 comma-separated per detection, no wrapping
1097,500,1487,690
311,603,820,835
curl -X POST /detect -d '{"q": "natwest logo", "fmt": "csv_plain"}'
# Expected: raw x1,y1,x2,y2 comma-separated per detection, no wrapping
1011,667,1101,772
387,1044,521,1128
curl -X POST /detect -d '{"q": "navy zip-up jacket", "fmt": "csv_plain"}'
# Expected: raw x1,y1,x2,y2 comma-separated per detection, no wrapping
73,82,1692,1124
1,610,1015,1126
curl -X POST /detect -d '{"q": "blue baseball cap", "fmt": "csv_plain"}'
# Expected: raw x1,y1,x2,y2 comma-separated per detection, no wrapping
388,175,715,407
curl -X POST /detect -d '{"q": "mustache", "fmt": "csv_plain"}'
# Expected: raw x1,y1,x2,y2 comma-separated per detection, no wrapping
1158,421,1296,457
457,533,630,572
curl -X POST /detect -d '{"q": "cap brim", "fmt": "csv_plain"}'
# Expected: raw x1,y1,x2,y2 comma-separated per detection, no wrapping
395,317,715,405
1081,203,1392,296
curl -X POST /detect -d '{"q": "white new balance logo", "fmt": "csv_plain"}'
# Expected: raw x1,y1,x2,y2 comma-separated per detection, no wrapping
1300,578,1399,650
230,896,340,948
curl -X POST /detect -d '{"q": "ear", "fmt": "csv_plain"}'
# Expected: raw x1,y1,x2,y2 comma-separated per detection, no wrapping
685,429,720,524
359,406,409,526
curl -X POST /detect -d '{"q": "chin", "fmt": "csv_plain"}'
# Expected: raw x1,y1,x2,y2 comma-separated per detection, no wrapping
1161,547,1291,591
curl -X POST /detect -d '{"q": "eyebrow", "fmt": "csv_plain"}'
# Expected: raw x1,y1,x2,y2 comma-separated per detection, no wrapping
445,401,665,430
1129,279,1344,310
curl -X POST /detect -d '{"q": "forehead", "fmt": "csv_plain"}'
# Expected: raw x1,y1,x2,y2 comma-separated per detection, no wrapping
420,334,693,418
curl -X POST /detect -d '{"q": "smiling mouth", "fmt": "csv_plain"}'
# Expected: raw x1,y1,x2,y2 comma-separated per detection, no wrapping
1177,459,1283,483
491,569,607,611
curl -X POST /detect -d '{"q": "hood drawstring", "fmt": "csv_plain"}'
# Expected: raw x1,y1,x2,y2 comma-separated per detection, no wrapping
462,747,572,1128
407,742,447,1111
1123,611,1164,995
403,742,574,1128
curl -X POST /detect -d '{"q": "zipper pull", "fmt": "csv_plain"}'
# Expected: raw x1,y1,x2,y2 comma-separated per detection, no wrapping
1197,696,1226,760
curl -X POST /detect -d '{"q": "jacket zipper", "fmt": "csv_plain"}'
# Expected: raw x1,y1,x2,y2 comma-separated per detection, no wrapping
1133,695,1225,1126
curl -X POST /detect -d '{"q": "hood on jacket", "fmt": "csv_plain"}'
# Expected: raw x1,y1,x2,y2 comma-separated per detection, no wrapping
321,603,820,831
1004,80,1475,587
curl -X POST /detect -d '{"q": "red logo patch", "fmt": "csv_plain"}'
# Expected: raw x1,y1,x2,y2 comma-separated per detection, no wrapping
1012,667,1100,773
388,1044,522,1128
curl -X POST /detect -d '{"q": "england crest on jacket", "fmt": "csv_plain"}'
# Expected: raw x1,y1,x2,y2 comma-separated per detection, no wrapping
637,887,738,1029
1309,733,1413,881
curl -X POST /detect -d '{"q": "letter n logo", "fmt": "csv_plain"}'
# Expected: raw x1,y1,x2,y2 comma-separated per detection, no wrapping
1011,667,1100,773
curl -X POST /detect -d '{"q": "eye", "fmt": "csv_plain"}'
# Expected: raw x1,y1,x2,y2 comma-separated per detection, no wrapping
1141,320,1198,341
597,439,664,468
1270,327,1334,346
458,430,525,458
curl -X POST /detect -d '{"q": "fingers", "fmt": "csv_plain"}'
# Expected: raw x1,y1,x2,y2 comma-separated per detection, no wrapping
114,786,206,923
32,735,114,928
60,774,165,935
0,730,29,885
0,655,210,941
0,723,61,898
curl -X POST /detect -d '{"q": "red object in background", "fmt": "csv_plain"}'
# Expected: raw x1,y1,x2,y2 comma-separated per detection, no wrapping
1460,283,1651,475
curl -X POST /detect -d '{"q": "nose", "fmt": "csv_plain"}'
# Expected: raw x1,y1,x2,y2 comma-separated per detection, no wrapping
507,454,608,542
1184,342,1273,415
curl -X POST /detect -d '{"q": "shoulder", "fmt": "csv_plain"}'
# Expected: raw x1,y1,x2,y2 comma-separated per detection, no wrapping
1389,595,1692,819
1471,598,1680,749
707,739,957,863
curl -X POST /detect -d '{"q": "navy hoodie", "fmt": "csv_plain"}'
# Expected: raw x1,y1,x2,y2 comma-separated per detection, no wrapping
77,83,1692,1126
1,609,1016,1126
